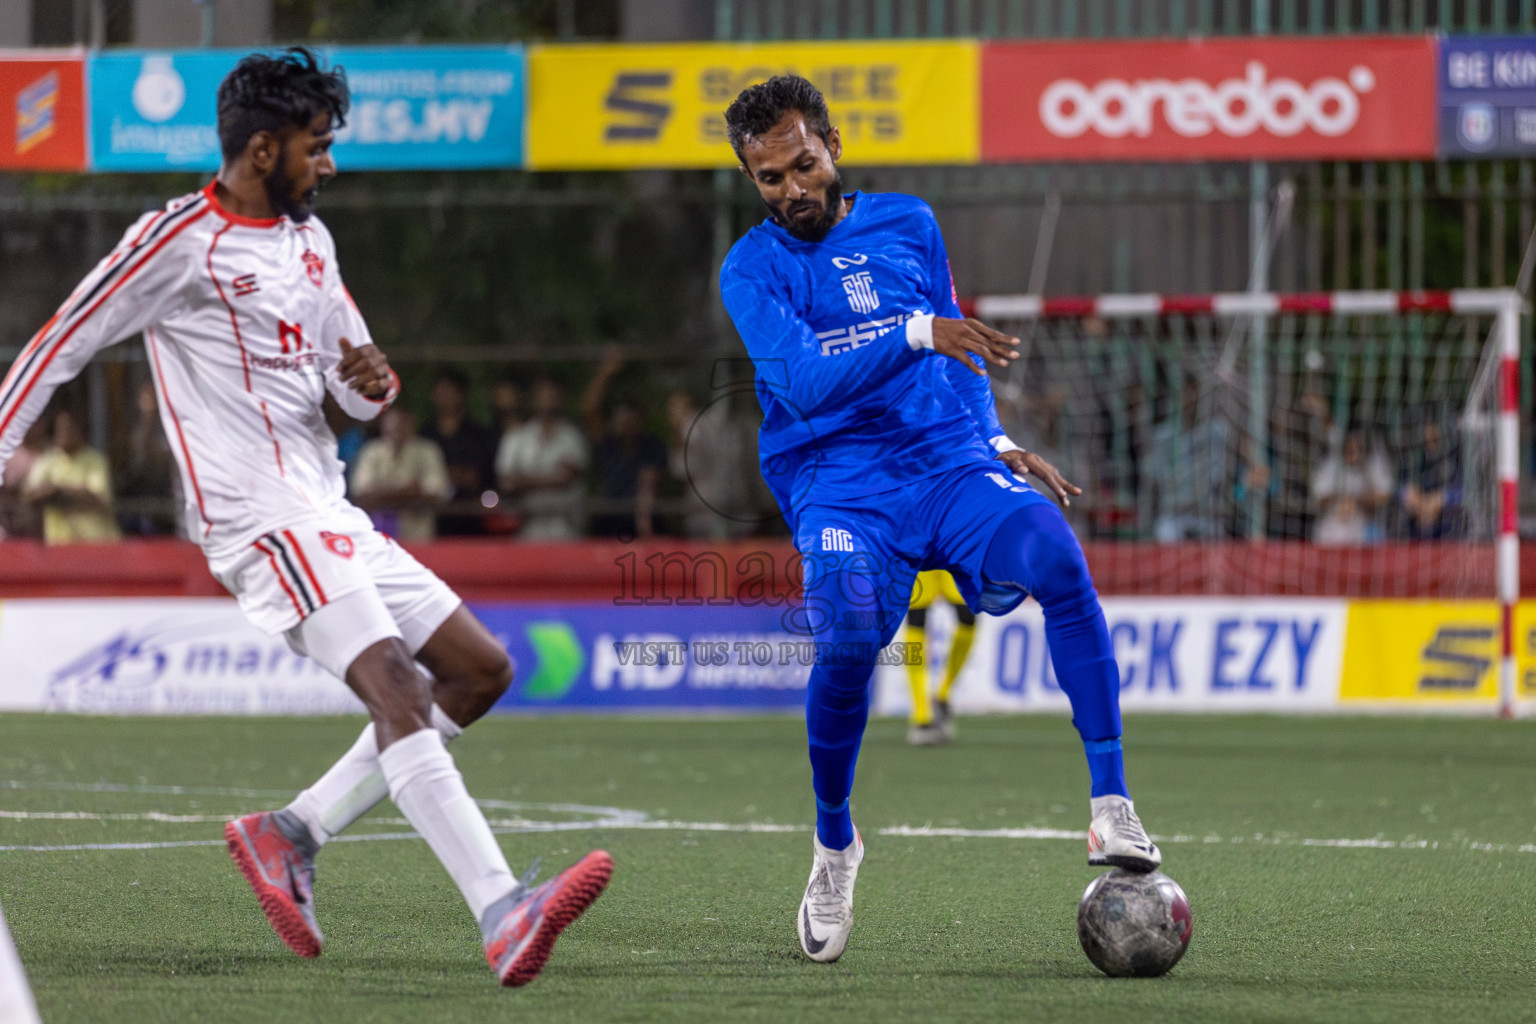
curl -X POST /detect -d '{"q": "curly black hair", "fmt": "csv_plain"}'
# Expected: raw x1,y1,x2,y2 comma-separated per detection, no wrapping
724,75,831,165
216,47,349,161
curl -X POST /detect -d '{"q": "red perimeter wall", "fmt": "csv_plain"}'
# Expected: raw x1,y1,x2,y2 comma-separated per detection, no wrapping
0,539,1529,600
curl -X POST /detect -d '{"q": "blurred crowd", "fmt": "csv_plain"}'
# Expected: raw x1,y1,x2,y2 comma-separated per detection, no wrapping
0,349,770,545
999,373,1479,548
0,346,1497,547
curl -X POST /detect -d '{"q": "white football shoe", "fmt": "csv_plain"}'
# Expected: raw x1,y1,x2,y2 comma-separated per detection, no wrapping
798,830,864,963
1087,795,1162,872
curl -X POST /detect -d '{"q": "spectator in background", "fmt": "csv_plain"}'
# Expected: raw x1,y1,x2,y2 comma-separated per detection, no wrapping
1145,374,1229,542
1398,419,1462,539
0,421,47,539
324,395,369,492
583,349,665,540
1231,435,1277,539
421,368,496,535
24,407,119,544
117,380,180,536
666,388,744,539
350,407,451,541
492,378,525,436
497,378,588,540
1268,388,1330,540
1311,429,1393,546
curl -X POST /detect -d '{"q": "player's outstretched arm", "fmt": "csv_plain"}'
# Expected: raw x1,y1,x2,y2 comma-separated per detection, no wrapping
317,229,398,419
0,205,203,475
723,261,951,418
917,202,1014,448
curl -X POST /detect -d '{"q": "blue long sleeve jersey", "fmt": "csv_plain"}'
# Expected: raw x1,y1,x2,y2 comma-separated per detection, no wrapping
719,191,1004,526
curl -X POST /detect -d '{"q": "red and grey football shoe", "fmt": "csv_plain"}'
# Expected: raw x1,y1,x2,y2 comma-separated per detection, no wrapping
1087,795,1162,872
483,850,613,987
225,811,323,958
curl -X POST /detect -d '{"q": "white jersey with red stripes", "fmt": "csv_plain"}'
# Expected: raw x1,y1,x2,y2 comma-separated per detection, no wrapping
0,182,398,564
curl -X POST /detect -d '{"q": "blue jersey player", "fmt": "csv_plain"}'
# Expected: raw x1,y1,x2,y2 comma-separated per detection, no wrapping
719,76,1162,964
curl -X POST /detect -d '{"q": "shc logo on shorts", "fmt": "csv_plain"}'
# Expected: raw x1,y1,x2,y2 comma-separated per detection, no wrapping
320,531,354,559
820,527,854,552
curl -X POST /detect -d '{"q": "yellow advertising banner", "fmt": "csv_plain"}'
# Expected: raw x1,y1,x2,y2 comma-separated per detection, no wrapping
1339,600,1536,703
526,40,979,169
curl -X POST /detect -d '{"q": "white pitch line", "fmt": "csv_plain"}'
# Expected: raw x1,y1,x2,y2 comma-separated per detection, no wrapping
0,810,236,823
882,825,1089,841
0,780,295,799
4,813,1535,855
882,825,1536,854
0,818,806,853
3,781,1532,856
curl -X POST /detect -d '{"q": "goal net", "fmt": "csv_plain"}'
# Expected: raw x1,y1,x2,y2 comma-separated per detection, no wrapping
974,290,1524,605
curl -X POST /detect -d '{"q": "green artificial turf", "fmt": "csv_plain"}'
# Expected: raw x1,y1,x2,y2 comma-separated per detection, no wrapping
1,713,1534,1023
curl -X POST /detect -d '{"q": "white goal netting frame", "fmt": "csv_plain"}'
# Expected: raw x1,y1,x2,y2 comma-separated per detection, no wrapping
972,287,1525,714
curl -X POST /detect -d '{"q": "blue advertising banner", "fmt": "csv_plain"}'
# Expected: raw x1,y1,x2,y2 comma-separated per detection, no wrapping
470,602,821,712
88,45,524,172
328,46,524,169
1439,35,1536,157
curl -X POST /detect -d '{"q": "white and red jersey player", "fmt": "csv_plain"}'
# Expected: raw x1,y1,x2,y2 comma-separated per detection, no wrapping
0,182,455,645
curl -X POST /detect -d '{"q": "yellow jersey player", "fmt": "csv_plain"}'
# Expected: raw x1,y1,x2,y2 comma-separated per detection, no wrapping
904,570,976,745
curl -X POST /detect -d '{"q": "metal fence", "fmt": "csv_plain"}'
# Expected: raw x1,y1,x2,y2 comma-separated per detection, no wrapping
2,0,1533,542
716,0,1536,39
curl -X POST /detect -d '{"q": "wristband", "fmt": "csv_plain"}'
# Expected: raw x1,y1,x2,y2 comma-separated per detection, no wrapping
989,435,1024,455
905,313,935,351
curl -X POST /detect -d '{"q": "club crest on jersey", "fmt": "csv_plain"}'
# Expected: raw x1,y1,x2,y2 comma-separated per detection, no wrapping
841,271,879,315
820,527,854,552
831,254,868,270
302,250,325,289
320,531,354,559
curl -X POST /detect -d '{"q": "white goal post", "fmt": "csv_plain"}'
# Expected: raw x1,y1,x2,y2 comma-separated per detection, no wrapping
968,288,1525,716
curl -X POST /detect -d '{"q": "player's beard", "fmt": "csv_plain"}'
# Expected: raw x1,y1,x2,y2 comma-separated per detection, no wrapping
772,172,845,243
264,159,319,224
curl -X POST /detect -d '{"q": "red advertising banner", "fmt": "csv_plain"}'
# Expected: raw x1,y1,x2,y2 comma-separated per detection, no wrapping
0,51,87,171
982,36,1437,162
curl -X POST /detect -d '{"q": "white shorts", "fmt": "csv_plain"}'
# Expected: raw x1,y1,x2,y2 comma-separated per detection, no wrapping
210,519,461,668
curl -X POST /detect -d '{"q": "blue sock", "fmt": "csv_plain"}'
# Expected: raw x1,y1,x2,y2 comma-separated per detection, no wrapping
805,637,875,853
815,796,855,850
982,502,1131,800
1084,737,1129,798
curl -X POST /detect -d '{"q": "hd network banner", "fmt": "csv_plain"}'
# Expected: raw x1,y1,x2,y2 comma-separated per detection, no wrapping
2,596,1532,716
980,36,1437,162
87,45,524,172
526,39,978,169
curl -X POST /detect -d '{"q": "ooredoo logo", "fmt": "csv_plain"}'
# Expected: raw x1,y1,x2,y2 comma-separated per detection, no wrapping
1039,61,1378,140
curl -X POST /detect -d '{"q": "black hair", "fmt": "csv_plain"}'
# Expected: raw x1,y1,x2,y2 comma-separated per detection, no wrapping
724,75,831,164
217,47,349,161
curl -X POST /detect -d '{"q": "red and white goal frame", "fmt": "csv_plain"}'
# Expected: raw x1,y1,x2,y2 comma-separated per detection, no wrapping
965,287,1526,716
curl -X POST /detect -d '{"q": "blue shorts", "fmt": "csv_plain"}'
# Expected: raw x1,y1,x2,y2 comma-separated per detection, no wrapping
792,458,1051,649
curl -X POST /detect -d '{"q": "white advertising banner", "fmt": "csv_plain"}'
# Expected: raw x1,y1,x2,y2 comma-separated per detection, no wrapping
874,597,1348,715
0,596,1349,715
0,598,362,715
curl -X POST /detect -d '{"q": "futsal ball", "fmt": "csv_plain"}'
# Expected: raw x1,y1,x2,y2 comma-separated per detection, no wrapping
1076,868,1193,977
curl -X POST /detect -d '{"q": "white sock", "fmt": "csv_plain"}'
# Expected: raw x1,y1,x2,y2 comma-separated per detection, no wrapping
378,728,515,923
286,703,464,845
